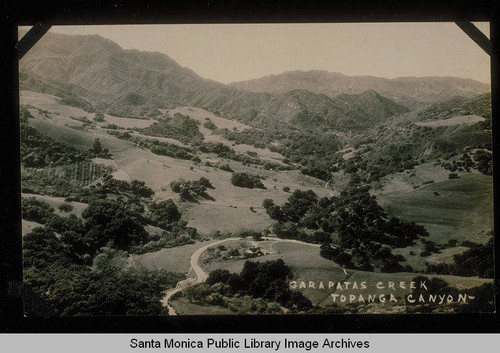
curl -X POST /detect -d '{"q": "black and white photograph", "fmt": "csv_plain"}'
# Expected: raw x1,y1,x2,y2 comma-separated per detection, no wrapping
17,22,494,317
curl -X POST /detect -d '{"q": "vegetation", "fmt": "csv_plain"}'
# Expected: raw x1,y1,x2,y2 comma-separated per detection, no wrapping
21,186,195,315
19,55,493,315
23,225,182,316
140,113,204,144
58,95,95,113
203,118,217,130
21,197,57,224
58,202,74,213
263,186,427,272
196,141,292,171
426,235,494,278
20,108,90,168
170,177,215,202
93,112,105,122
182,259,312,313
405,276,494,313
89,138,111,158
231,172,266,189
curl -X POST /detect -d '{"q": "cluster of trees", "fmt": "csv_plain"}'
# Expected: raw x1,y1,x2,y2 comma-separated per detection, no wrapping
219,125,343,173
276,131,343,181
107,129,132,139
196,141,292,171
336,100,492,184
93,112,105,122
220,127,273,149
474,150,493,175
22,196,148,255
68,115,95,125
21,197,58,224
183,259,312,313
426,236,494,278
149,142,194,160
217,125,347,180
107,131,198,161
89,138,111,158
22,177,199,315
440,152,474,173
170,177,215,202
65,174,154,202
231,172,266,189
141,113,204,144
142,199,198,252
196,141,259,165
203,118,217,130
23,225,183,316
263,187,428,272
339,142,420,184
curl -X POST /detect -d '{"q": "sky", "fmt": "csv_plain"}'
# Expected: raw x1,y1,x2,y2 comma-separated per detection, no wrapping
32,22,491,84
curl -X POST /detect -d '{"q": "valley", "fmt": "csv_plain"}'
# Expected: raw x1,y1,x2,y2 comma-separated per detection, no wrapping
18,30,494,316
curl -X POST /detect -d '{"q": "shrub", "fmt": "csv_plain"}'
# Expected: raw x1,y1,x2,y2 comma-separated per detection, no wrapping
230,172,266,189
93,112,105,122
58,203,73,213
21,197,56,224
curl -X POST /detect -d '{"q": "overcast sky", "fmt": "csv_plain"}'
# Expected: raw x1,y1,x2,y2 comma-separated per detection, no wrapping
39,22,490,84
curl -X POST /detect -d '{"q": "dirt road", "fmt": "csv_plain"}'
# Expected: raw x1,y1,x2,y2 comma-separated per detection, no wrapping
162,237,321,315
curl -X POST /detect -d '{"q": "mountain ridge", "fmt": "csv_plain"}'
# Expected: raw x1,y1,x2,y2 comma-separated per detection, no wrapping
229,70,490,109
20,31,483,130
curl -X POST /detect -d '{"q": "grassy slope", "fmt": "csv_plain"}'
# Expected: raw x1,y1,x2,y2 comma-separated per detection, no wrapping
378,173,493,245
21,193,88,218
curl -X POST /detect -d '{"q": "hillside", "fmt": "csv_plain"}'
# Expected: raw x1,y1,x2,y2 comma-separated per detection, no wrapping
230,70,490,109
21,32,408,131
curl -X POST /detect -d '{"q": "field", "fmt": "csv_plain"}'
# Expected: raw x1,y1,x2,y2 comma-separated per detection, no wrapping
378,173,493,245
21,193,88,218
373,162,452,194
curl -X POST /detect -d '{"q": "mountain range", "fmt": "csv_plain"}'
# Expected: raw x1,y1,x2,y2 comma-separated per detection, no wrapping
19,31,489,130
230,70,490,109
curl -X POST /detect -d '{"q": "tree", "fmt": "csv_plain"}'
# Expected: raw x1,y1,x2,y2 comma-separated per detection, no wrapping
150,199,182,229
91,138,103,155
130,180,154,198
82,199,148,253
21,197,56,224
58,203,73,213
94,112,105,122
262,199,275,209
230,172,266,189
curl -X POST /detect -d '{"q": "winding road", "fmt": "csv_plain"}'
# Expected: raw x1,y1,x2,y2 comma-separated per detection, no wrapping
162,237,321,315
